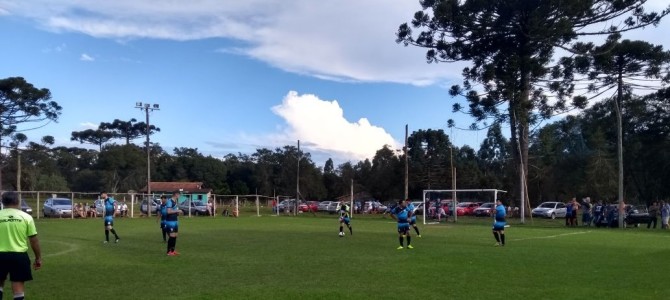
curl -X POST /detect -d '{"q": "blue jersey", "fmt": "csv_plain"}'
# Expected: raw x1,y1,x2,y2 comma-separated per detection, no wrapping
104,198,116,217
165,199,179,222
566,204,573,214
493,204,506,230
393,206,409,224
406,203,416,221
159,203,168,222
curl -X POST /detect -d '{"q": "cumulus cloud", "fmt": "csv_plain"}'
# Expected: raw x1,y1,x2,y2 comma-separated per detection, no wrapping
80,53,94,61
270,91,399,161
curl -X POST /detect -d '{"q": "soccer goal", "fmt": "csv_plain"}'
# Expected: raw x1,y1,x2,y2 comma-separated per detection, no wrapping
421,189,507,225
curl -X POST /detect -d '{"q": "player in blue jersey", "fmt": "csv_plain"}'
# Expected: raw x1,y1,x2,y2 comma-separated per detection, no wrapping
157,195,168,242
492,199,507,246
101,192,120,244
391,200,413,249
338,202,353,236
165,191,183,256
404,199,421,237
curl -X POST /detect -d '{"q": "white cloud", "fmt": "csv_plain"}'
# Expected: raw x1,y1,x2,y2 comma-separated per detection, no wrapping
79,122,97,129
270,91,399,161
2,0,668,86
79,53,94,61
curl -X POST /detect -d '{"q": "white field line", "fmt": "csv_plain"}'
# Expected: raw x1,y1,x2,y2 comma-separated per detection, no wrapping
43,240,80,258
511,231,590,242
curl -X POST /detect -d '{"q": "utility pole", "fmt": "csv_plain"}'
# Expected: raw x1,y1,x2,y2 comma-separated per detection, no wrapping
404,124,409,200
296,140,300,216
135,102,160,217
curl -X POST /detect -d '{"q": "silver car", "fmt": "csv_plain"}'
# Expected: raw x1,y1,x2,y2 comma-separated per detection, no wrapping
531,202,567,219
179,200,210,216
43,198,73,218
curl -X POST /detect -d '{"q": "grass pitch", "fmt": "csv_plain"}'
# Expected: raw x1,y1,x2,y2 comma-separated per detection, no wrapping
14,214,670,300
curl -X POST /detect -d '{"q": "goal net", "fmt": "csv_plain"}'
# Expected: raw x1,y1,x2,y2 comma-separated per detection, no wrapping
421,189,506,225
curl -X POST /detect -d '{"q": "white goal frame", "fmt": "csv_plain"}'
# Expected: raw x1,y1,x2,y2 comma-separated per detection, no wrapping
421,189,507,224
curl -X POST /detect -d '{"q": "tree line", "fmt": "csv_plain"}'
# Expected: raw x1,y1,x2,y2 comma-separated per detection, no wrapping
1,86,668,206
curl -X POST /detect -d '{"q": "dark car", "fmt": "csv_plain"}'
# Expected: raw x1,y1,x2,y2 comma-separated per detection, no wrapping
624,205,651,227
0,199,32,215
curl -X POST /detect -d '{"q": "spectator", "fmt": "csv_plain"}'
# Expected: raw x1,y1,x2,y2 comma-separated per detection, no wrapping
271,199,277,214
570,198,580,226
647,201,659,229
207,200,213,216
436,206,447,222
661,201,670,229
565,201,572,226
582,197,592,227
87,203,98,218
76,203,86,218
118,200,128,217
593,200,605,226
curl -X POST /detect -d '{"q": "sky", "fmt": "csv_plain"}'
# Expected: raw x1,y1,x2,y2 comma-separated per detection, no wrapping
1,0,669,166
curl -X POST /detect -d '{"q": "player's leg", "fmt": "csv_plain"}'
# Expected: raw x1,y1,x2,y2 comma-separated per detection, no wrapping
411,218,421,237
0,254,7,298
339,219,344,235
8,252,32,300
492,229,501,246
170,223,180,254
109,220,120,242
499,229,505,246
346,218,352,235
104,219,111,243
405,227,412,248
161,223,167,242
397,228,404,249
10,281,25,300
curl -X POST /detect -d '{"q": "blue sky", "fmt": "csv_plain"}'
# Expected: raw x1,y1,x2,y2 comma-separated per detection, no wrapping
1,0,669,165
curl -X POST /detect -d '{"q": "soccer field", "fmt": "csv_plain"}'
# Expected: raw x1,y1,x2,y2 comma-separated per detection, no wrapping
19,215,670,300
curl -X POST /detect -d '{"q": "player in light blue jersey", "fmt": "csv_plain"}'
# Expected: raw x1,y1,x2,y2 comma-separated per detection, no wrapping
492,199,507,246
404,199,421,237
391,201,413,249
157,195,168,242
101,192,120,244
338,202,353,236
165,191,183,256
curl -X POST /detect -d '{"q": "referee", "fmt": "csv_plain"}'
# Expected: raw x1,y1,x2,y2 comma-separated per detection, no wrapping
0,191,42,300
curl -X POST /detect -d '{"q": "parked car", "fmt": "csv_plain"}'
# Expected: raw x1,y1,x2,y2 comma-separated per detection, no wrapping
624,205,651,227
318,201,333,212
1,199,35,215
43,198,73,218
363,201,387,213
455,202,480,216
531,202,567,219
473,202,495,217
140,199,162,214
277,199,297,213
327,201,341,213
179,200,210,215
299,201,319,213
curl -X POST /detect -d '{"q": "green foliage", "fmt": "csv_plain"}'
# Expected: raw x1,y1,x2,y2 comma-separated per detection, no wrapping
34,173,69,191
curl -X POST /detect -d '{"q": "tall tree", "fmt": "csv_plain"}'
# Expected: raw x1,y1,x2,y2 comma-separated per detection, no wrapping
396,0,668,215
0,77,62,189
100,118,160,145
71,129,114,151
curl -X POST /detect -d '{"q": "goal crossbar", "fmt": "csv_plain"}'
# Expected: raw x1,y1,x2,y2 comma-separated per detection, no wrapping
421,189,507,224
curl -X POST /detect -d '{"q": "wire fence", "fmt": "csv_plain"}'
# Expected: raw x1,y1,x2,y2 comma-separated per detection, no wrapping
4,191,284,220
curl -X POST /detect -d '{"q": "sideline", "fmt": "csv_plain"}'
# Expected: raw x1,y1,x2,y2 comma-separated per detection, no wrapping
43,240,80,258
510,231,590,242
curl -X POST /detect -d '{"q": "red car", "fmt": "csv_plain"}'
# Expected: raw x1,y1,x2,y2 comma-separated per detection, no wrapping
299,201,319,213
455,202,480,216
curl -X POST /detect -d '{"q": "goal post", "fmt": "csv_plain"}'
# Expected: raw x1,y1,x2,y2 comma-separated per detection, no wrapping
421,189,507,225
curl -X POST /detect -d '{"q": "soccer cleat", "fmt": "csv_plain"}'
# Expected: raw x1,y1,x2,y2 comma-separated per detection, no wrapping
494,243,500,247
167,251,178,256
417,235,422,238
172,250,181,255
115,238,120,243
103,241,108,244
407,245,414,249
397,246,404,250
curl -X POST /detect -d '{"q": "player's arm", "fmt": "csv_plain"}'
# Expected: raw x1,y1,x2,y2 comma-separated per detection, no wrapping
156,209,162,222
167,204,181,215
29,234,42,270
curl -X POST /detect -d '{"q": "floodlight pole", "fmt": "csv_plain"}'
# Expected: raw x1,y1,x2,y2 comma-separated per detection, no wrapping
136,102,159,217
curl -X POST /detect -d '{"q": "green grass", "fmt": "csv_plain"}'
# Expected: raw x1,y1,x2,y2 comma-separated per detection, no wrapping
9,214,670,300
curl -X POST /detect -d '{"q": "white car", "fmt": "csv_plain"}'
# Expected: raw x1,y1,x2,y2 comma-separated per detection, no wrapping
531,202,567,219
43,198,73,218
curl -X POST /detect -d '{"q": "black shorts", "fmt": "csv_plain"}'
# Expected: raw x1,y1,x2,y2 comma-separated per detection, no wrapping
0,252,33,282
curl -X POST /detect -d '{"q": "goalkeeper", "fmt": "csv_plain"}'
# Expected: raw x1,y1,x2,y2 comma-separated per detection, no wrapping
338,202,353,236
492,199,507,246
